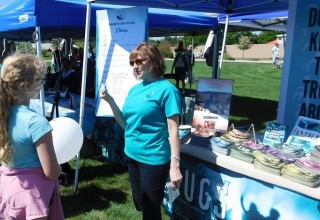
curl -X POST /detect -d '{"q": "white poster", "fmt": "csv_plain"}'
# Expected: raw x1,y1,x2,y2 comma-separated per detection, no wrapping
95,7,148,116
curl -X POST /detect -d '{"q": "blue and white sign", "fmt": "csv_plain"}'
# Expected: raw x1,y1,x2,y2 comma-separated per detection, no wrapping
95,7,148,116
163,155,320,220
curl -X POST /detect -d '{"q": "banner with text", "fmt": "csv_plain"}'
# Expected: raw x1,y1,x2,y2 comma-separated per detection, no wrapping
95,7,147,116
163,156,320,220
278,0,320,131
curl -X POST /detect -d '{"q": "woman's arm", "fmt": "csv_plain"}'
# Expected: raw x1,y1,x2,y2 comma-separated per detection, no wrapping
36,132,62,180
167,114,183,190
100,87,126,129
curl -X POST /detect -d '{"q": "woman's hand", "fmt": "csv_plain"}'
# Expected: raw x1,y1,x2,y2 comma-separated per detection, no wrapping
99,85,127,129
169,159,183,190
99,85,114,103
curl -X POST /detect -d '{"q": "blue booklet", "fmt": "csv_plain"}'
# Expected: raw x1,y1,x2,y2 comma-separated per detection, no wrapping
263,121,287,147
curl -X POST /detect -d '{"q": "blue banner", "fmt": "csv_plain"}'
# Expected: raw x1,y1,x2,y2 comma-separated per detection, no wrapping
278,0,320,132
163,154,320,220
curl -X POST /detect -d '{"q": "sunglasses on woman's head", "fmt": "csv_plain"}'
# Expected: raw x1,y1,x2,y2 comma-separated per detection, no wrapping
129,58,146,67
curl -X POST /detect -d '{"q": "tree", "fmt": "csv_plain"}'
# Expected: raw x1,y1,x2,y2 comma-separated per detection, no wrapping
158,40,173,58
237,36,252,59
256,31,283,44
226,31,257,45
184,35,207,47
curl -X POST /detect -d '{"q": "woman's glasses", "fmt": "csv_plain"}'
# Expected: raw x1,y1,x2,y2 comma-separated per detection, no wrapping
129,58,146,67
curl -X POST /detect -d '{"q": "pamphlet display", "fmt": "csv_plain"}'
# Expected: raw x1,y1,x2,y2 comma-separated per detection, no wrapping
171,112,320,218
192,78,233,135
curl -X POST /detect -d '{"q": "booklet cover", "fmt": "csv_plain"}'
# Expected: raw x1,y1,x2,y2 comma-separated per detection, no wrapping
286,116,320,154
262,121,287,147
192,78,233,136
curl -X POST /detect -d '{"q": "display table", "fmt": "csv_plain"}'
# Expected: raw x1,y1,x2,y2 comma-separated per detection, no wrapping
163,144,320,220
30,93,96,136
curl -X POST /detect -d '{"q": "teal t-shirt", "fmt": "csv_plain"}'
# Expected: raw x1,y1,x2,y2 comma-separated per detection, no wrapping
122,78,181,165
6,105,52,168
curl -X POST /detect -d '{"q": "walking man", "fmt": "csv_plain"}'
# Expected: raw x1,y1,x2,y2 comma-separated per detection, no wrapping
272,43,280,69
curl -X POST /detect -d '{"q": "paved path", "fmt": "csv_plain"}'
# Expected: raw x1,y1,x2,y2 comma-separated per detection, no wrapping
167,58,273,63
222,59,273,63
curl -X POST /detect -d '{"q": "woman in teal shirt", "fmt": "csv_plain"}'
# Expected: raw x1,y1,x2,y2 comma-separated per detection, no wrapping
100,41,183,220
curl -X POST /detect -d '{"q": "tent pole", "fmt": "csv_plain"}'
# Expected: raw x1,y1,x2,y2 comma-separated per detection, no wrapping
74,0,93,194
218,14,229,78
70,38,73,56
212,29,219,79
190,35,194,90
35,26,46,117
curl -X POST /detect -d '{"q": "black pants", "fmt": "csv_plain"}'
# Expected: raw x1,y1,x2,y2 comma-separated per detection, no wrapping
126,155,170,220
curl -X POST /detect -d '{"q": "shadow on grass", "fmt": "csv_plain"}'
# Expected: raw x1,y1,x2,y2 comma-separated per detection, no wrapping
229,95,278,131
61,185,127,218
78,162,127,181
60,160,127,185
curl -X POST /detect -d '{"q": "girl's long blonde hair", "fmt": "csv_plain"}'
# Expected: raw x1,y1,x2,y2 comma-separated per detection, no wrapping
0,53,47,162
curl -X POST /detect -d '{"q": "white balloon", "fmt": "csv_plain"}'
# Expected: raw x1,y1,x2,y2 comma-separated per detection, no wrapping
49,117,83,164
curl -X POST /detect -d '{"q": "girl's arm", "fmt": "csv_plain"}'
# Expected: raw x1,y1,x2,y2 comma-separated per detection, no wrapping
36,132,62,180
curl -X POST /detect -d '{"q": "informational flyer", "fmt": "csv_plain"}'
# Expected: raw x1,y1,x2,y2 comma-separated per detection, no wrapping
262,122,287,147
192,78,233,134
286,116,320,154
95,7,148,116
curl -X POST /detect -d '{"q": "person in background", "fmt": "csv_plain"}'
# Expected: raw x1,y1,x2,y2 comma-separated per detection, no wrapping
171,41,190,95
186,44,195,83
60,56,82,94
199,49,204,59
0,54,64,219
272,43,280,69
53,46,62,73
76,47,84,69
100,41,183,220
88,47,96,61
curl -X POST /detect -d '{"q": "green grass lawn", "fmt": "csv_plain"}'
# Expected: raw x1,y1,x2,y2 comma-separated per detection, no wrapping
165,59,281,101
60,60,283,219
